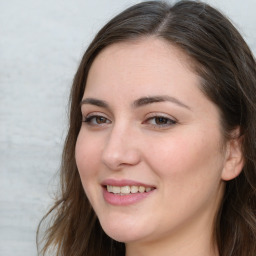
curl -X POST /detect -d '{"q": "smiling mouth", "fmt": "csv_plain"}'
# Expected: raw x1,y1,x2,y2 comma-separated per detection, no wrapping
106,185,155,195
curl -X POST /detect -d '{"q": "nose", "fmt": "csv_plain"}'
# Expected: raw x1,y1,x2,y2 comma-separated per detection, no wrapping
102,124,141,170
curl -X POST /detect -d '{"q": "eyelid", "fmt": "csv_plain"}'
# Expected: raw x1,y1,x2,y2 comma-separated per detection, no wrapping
143,112,177,128
82,112,112,126
82,110,109,119
145,112,177,121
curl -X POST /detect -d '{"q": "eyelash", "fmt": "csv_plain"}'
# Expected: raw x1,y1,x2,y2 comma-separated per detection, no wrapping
83,115,111,126
82,114,177,128
144,115,177,128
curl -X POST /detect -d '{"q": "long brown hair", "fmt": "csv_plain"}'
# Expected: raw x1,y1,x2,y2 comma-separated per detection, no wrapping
37,1,256,255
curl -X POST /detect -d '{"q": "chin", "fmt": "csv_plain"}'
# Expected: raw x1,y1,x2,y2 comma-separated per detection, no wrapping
99,218,149,243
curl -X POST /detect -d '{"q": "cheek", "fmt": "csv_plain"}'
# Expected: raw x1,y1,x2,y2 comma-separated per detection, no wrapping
145,130,225,222
75,129,102,169
75,130,103,192
146,127,225,188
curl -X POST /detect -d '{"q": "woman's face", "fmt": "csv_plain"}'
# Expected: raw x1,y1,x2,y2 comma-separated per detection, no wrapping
75,38,228,247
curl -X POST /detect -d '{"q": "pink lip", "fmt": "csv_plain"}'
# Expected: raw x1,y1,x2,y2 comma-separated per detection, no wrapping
101,179,156,206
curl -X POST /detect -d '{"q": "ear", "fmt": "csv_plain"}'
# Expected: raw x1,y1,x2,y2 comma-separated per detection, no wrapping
221,129,244,181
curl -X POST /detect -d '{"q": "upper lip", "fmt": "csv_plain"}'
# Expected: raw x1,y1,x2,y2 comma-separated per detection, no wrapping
101,179,156,188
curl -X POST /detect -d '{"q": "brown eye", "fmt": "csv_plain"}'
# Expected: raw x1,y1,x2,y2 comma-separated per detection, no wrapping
83,115,111,126
155,117,169,125
95,116,107,124
144,115,177,128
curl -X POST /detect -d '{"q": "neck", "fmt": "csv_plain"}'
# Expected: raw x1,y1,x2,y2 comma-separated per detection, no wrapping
125,231,219,256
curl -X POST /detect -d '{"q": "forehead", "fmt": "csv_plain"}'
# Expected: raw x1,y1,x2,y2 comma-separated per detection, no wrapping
90,37,194,74
85,38,198,96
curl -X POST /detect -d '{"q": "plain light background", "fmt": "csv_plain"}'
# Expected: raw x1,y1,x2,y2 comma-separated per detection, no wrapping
1,0,255,255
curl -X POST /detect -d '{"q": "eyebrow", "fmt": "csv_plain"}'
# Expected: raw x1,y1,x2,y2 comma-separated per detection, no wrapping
80,95,191,110
81,98,109,108
133,95,191,110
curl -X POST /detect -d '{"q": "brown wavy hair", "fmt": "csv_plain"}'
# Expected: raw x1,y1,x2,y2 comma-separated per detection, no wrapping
37,1,256,255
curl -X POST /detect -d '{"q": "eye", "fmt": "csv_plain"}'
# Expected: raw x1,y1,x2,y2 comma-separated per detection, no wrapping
83,115,111,126
144,115,177,128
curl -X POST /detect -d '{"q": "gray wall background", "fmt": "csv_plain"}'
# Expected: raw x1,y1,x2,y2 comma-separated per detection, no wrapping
1,0,255,255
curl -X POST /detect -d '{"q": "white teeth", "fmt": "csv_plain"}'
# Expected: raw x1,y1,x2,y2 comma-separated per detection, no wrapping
120,186,131,194
131,185,139,193
106,185,153,194
107,185,112,193
139,186,145,193
146,187,152,192
112,186,121,193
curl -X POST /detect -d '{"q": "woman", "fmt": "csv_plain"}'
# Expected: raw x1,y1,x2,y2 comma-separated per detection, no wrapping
37,1,256,255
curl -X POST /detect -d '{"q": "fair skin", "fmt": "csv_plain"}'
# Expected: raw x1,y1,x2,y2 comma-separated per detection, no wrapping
75,38,243,256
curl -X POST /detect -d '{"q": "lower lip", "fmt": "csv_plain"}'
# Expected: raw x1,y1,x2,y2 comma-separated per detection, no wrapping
102,187,155,206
